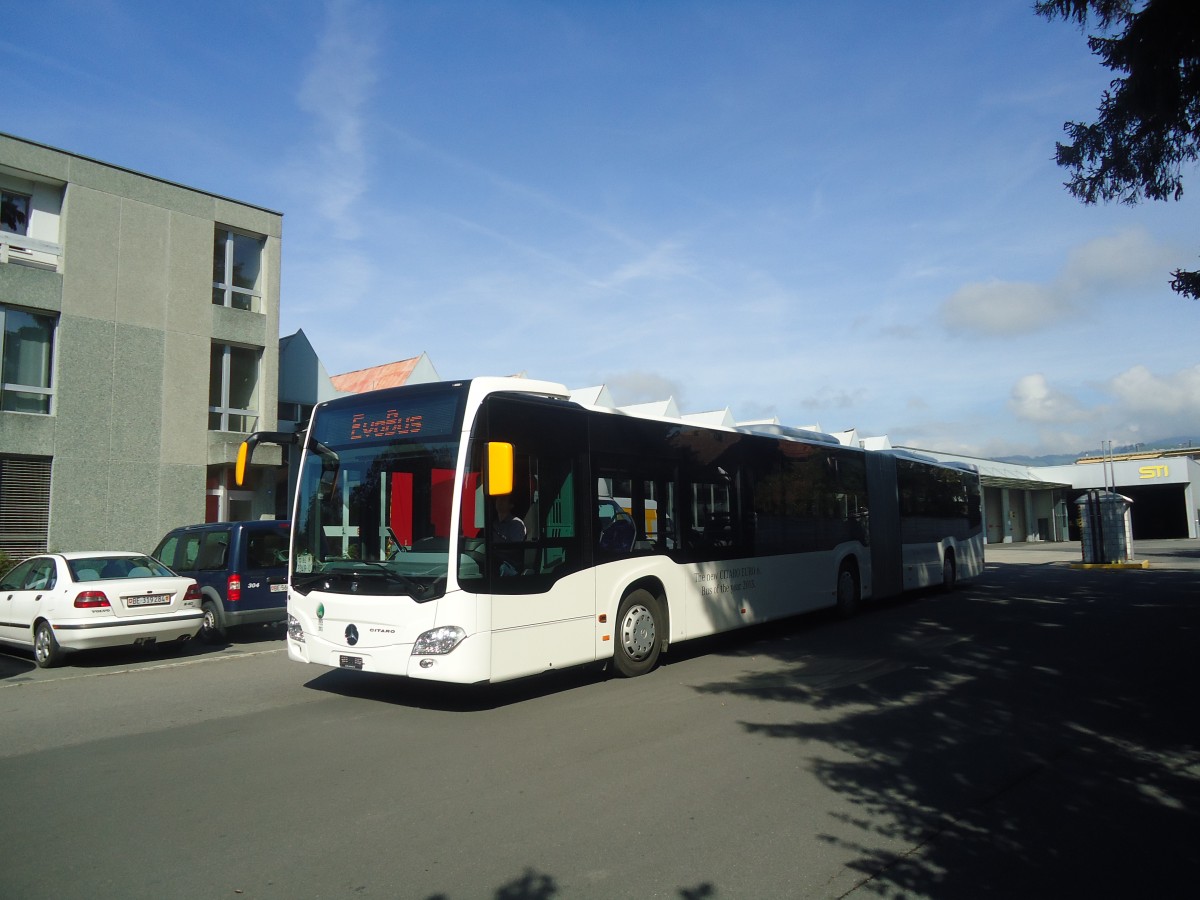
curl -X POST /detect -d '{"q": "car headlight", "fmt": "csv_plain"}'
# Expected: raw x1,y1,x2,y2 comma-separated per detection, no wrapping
412,626,466,655
287,613,305,643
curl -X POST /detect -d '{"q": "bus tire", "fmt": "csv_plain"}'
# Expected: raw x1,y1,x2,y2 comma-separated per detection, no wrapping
835,562,860,618
613,589,663,677
941,551,957,593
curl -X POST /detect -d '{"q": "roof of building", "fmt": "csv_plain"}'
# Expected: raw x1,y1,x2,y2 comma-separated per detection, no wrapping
1,131,283,216
330,356,425,393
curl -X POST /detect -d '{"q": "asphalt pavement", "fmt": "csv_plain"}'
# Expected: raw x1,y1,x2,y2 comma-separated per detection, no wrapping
876,537,1200,899
1,539,1197,898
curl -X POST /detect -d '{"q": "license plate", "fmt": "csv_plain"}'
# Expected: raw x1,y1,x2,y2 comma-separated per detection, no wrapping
339,655,364,670
270,583,287,592
126,593,171,607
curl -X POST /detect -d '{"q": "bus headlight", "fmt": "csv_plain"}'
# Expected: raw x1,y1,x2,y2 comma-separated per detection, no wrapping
413,626,466,655
287,614,305,643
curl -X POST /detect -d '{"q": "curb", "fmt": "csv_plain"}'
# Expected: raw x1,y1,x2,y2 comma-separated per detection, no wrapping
1067,560,1151,570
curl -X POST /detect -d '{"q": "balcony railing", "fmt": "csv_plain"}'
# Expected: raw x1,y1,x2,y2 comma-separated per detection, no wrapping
0,232,63,272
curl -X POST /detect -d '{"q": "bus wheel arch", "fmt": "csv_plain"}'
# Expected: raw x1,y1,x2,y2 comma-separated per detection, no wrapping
835,557,860,618
613,583,667,677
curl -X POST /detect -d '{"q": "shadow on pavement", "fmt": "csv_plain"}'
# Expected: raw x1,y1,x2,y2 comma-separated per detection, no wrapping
693,560,1200,897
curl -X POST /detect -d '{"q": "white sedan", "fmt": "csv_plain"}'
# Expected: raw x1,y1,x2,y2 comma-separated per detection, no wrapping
0,552,204,668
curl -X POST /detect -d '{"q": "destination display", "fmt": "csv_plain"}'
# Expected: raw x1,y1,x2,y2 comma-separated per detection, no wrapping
314,389,464,446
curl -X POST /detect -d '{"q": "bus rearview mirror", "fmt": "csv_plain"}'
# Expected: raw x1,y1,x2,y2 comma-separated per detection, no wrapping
235,441,250,487
235,431,297,488
487,442,514,496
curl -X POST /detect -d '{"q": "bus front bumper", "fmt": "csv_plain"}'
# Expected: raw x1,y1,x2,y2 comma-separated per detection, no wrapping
287,627,489,683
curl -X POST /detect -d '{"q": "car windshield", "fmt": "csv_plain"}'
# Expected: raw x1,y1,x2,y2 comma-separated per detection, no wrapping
290,385,466,602
70,556,174,581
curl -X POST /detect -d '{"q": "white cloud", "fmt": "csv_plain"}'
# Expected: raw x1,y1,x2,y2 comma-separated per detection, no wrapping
601,371,686,406
594,241,695,289
1107,364,1200,420
942,280,1067,335
295,0,382,239
802,385,868,412
998,364,1200,455
1059,229,1175,294
1008,373,1092,424
374,124,645,252
941,228,1175,337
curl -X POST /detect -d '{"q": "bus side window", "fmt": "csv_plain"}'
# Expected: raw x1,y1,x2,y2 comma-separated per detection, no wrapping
596,498,635,555
595,466,676,555
688,474,734,549
679,464,750,560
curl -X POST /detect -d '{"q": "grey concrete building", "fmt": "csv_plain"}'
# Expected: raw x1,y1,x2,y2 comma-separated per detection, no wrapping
0,133,282,559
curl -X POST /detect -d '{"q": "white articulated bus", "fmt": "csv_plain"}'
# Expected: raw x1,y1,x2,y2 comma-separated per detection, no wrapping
237,377,983,683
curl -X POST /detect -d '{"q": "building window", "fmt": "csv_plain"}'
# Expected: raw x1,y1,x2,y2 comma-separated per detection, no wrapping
208,342,260,432
212,227,264,312
277,401,314,425
1,305,56,414
0,455,51,559
1,190,31,235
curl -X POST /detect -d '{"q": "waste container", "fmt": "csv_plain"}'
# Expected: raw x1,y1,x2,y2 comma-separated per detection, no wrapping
1075,490,1134,564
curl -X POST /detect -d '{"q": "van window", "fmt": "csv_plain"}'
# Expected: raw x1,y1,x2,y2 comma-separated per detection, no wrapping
179,535,202,570
155,535,180,569
246,529,288,569
197,531,230,570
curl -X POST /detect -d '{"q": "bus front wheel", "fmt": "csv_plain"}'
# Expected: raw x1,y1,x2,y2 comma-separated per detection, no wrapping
614,589,663,677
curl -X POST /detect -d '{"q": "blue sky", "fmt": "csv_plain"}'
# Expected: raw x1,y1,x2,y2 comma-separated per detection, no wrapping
6,0,1197,457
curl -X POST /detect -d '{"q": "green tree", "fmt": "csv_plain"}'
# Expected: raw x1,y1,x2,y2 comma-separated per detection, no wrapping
1037,0,1200,297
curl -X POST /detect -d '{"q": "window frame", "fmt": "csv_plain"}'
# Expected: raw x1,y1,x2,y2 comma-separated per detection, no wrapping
212,226,265,312
208,341,261,432
1,189,32,236
0,304,57,415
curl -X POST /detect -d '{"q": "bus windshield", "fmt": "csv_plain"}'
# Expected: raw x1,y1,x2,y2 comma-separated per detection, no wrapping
289,386,467,602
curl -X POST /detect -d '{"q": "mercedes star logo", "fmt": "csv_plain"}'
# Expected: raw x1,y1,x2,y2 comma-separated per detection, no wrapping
345,624,359,646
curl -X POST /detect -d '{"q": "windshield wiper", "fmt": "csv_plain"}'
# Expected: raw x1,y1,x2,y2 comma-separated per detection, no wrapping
290,564,430,599
350,562,426,595
291,572,329,590
306,435,339,463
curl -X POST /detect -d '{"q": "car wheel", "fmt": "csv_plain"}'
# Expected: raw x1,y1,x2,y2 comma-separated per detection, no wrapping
34,620,64,668
200,600,226,644
836,562,860,618
613,589,664,677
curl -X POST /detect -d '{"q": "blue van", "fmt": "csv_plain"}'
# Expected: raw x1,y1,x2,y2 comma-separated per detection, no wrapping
152,521,290,642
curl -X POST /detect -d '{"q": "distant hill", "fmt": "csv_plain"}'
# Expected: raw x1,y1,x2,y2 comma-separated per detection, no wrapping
994,436,1200,467
993,452,1079,467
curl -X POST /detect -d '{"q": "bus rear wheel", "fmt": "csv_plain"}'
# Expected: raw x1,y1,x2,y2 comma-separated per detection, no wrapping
941,552,957,592
835,563,860,618
613,589,663,677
